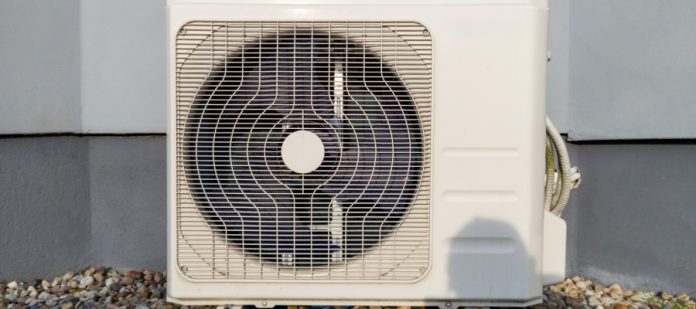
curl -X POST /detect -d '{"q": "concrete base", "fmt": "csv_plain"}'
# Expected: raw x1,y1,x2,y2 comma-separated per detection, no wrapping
0,136,91,280
88,136,166,270
568,143,696,293
1,135,695,293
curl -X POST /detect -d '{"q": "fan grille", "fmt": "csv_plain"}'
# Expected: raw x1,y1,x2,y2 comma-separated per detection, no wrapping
175,21,432,281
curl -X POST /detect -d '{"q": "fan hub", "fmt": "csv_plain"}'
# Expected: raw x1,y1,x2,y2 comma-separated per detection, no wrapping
281,130,325,174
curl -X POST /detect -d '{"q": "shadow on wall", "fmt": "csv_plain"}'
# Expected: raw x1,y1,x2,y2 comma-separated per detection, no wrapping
446,218,540,306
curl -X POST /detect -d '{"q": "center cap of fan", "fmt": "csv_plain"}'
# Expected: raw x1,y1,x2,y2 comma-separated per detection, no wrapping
281,130,325,174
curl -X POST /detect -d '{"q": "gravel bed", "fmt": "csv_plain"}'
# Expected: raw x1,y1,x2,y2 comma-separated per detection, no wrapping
536,276,695,309
1,267,694,308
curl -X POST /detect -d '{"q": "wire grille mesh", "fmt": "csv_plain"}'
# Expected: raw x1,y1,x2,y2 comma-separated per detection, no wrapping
175,21,432,281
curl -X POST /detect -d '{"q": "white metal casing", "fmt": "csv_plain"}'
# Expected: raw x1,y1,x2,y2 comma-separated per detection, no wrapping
167,0,550,306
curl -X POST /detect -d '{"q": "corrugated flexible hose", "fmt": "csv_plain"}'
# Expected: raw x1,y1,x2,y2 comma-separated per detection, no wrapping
545,117,582,216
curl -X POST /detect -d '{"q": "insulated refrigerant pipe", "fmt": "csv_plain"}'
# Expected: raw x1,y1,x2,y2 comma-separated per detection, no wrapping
545,116,581,216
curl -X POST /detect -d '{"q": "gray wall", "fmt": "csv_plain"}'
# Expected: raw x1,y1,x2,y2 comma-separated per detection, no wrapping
570,144,696,293
5,136,694,294
6,0,696,139
0,137,91,280
2,0,696,295
568,0,696,140
0,136,168,280
546,0,570,132
0,0,81,134
89,136,167,270
0,0,167,135
80,0,167,133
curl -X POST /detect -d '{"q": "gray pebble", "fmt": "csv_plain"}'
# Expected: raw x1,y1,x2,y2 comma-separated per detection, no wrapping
135,303,149,309
38,291,50,300
61,302,74,309
79,276,95,288
62,272,74,281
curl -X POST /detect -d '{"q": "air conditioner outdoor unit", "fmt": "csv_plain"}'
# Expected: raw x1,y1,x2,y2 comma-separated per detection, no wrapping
167,0,565,307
